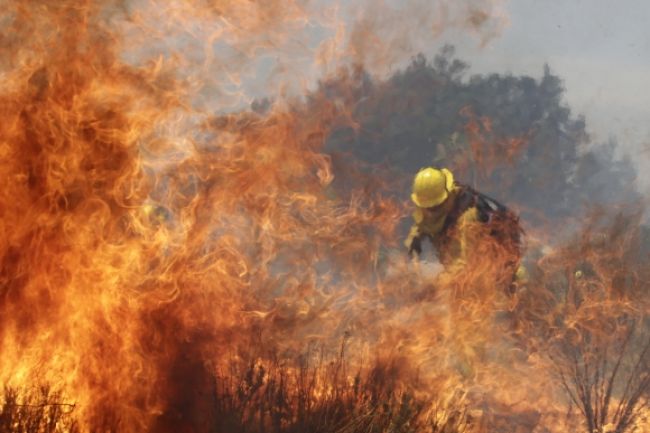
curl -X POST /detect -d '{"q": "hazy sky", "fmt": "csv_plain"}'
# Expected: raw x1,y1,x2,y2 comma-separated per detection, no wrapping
189,0,649,187
430,0,650,186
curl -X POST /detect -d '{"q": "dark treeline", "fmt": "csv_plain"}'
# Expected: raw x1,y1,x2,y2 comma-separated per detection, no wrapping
311,46,641,230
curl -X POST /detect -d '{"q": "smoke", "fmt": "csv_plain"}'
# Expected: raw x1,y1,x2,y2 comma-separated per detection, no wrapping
0,1,648,433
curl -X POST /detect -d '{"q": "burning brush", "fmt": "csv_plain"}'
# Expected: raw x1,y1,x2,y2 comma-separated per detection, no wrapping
0,2,648,433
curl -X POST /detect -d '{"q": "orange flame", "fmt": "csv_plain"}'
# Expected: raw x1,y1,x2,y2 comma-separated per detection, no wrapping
1,2,648,433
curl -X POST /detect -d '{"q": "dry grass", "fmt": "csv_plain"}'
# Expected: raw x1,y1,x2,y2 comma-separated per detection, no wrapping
1,352,470,433
211,348,470,433
0,386,78,433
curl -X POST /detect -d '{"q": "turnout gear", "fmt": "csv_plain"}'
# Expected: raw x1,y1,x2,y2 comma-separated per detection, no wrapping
405,167,524,287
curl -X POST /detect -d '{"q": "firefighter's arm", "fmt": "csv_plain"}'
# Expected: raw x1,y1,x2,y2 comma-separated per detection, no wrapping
404,208,425,256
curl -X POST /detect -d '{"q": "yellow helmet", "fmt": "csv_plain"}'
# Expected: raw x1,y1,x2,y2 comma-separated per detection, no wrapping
411,167,454,208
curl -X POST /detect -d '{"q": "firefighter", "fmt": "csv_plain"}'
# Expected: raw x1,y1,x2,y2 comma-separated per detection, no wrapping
404,167,526,288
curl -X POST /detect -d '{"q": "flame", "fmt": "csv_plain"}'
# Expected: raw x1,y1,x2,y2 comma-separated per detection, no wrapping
1,1,648,433
453,105,529,185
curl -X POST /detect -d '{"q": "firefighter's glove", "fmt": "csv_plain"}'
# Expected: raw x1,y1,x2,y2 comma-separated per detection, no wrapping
408,237,422,258
508,264,529,295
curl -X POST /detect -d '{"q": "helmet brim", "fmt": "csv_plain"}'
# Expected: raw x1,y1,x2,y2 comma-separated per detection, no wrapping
411,191,448,208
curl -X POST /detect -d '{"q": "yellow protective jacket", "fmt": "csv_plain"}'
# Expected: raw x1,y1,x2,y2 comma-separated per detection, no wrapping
405,185,478,266
405,183,522,271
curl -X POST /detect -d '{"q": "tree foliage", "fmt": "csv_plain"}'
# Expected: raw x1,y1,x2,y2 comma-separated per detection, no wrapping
320,46,640,224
